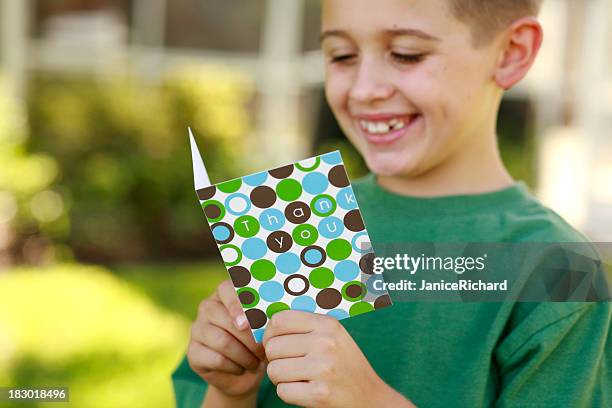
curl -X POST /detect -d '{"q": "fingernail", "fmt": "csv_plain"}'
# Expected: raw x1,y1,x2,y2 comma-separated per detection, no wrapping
235,314,248,329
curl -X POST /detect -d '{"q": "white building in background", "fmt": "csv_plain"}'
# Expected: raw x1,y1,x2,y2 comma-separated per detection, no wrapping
0,0,610,240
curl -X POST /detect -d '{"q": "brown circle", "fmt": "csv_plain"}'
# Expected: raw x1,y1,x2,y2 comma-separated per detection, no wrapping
245,308,267,329
266,231,293,253
374,294,392,310
269,164,294,179
344,209,365,232
197,186,216,201
285,201,311,224
346,284,363,299
284,274,310,296
359,252,376,275
316,288,342,309
300,245,326,267
211,222,234,244
228,266,251,287
204,203,221,219
239,291,255,305
250,186,277,208
328,165,350,188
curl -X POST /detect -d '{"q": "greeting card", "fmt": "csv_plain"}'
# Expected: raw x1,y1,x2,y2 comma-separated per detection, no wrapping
189,129,392,342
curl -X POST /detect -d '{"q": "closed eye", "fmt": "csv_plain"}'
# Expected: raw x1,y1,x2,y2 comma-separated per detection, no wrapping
391,53,425,64
330,54,357,64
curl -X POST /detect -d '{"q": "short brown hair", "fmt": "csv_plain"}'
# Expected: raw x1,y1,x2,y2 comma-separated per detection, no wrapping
450,0,544,46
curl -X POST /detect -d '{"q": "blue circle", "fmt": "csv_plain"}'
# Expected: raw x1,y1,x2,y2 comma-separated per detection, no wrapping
334,260,360,281
326,309,349,320
259,208,285,231
212,224,231,241
243,172,268,186
321,151,342,165
291,296,316,312
275,252,301,274
302,172,329,195
351,231,372,253
366,274,387,296
259,281,284,302
304,248,323,265
318,217,344,239
225,193,251,216
337,187,358,211
253,328,265,343
241,238,267,259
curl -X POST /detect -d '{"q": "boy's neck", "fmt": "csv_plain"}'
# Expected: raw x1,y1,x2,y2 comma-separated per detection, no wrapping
376,133,514,198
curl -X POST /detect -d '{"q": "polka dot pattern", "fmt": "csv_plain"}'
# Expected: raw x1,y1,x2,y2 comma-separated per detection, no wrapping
196,151,391,342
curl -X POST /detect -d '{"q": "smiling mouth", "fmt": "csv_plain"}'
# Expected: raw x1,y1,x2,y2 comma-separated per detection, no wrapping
355,114,421,145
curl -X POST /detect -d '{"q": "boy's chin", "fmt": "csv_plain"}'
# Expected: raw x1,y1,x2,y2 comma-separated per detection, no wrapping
363,154,417,178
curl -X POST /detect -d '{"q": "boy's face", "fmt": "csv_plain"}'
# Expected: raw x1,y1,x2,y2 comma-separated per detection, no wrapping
322,0,503,178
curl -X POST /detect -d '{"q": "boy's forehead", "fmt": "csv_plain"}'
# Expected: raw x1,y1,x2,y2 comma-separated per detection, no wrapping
321,0,454,33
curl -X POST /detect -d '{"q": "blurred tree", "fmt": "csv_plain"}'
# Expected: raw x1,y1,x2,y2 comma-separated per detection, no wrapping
0,75,62,267
26,64,253,263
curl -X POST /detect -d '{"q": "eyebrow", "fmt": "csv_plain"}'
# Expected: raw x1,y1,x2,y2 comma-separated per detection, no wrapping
319,28,440,44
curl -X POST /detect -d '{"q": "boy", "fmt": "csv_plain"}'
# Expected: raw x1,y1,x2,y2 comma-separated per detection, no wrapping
173,0,611,407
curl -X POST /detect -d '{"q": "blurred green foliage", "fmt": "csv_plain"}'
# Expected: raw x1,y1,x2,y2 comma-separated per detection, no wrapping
26,65,253,262
0,262,227,408
0,75,62,262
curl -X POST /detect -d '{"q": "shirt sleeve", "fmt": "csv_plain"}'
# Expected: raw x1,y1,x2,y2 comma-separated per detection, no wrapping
494,301,611,408
171,355,208,408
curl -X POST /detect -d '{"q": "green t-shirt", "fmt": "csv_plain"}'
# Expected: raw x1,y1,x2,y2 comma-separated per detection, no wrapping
172,174,611,407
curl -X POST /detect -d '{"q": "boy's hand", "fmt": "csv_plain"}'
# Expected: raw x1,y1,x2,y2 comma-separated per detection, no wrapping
187,280,266,400
263,310,415,408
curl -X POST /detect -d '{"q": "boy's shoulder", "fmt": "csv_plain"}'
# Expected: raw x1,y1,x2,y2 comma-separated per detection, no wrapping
351,173,593,244
501,192,591,244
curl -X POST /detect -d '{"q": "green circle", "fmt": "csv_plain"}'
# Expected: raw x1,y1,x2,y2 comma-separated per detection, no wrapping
234,215,260,238
326,238,352,261
342,281,367,302
310,194,337,217
292,224,318,246
266,302,290,318
349,301,374,316
295,157,321,172
309,267,335,289
250,259,276,281
276,179,302,201
237,287,259,308
219,244,242,266
217,178,242,193
202,200,225,222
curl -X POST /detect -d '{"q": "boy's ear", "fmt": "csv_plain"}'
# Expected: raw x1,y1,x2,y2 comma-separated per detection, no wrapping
494,17,544,90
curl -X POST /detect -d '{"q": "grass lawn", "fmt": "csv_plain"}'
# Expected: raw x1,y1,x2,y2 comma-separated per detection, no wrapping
0,260,229,408
111,261,228,321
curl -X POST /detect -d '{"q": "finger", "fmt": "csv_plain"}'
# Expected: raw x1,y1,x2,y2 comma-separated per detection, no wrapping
216,280,249,330
264,333,309,361
203,360,266,389
188,341,244,375
266,357,314,384
263,310,317,347
276,381,324,407
193,323,260,371
204,299,265,360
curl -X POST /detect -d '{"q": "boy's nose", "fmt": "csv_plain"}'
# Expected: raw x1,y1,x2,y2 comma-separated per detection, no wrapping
349,58,395,104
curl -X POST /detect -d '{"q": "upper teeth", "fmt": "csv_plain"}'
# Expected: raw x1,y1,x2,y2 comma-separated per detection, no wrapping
360,119,406,134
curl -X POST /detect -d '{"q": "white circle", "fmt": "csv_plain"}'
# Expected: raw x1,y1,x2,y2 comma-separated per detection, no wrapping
220,246,240,263
287,277,306,293
228,196,248,213
298,157,317,168
354,234,372,251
